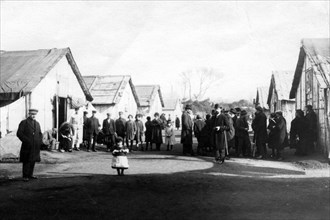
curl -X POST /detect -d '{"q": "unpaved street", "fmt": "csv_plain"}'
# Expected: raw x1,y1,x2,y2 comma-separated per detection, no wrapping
0,143,329,220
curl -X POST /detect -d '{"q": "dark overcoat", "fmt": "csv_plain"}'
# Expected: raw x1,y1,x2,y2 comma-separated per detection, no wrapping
145,121,153,142
175,117,180,128
252,112,268,144
305,111,317,142
125,120,137,141
211,113,229,150
87,116,100,136
115,118,127,136
151,118,163,144
17,117,42,163
102,118,116,135
276,116,287,149
83,116,89,141
180,111,193,145
267,118,279,148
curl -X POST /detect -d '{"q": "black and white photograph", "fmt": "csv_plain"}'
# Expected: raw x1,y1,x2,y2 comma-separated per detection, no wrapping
0,1,329,219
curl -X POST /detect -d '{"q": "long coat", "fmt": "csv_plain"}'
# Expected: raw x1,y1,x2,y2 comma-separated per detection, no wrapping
181,111,193,145
17,117,42,163
252,112,268,144
267,118,279,148
175,117,180,128
125,120,137,141
145,120,153,142
102,118,116,135
134,120,144,142
87,116,100,136
115,118,127,137
305,111,317,142
276,116,287,149
211,113,229,150
151,118,163,144
165,125,176,145
83,115,89,141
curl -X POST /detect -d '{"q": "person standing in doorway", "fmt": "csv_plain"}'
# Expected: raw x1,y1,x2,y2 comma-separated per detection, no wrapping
17,108,43,182
102,113,116,152
69,107,83,151
181,104,194,156
87,110,100,152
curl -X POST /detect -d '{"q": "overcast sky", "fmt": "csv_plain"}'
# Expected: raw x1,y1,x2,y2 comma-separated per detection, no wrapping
1,1,329,102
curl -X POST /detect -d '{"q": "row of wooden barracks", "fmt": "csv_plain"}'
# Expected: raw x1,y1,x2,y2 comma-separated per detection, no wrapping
255,38,329,159
0,48,182,159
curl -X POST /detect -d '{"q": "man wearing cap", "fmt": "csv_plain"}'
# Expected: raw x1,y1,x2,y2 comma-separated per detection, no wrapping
86,110,101,152
69,107,83,151
115,111,127,144
252,106,268,159
103,113,116,152
181,104,194,156
17,108,43,182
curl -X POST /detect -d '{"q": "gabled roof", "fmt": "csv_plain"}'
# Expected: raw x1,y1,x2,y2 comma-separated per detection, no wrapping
83,75,140,106
135,85,165,107
267,71,295,105
0,48,93,102
290,38,330,98
163,98,181,111
255,87,269,109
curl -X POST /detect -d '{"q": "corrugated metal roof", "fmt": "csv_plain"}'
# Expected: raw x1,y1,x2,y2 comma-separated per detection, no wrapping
83,75,140,105
290,38,330,98
267,71,295,105
256,87,268,109
135,85,165,107
0,48,93,102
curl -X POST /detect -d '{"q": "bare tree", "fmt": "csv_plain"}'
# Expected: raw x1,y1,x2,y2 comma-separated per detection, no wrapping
180,67,222,101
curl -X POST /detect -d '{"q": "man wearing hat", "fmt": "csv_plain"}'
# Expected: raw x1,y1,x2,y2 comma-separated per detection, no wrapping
17,108,43,182
86,110,101,152
252,106,268,159
181,104,194,156
69,107,83,151
102,113,116,152
235,109,251,157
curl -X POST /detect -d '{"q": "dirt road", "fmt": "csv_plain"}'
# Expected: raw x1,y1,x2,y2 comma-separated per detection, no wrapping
0,143,329,220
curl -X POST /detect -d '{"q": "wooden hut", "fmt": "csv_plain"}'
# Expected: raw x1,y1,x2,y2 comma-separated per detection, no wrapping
83,75,140,120
0,48,93,160
135,85,164,117
267,71,295,130
289,38,330,158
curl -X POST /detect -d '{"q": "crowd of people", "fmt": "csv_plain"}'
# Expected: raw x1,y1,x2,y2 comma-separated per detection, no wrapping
180,103,318,164
16,103,318,180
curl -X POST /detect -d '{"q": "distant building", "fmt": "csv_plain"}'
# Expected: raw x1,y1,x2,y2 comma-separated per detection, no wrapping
267,71,295,130
0,48,93,160
83,75,140,120
135,85,164,117
162,98,182,121
289,38,330,157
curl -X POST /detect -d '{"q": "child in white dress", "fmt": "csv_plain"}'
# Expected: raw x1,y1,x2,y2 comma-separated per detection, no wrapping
164,120,176,151
111,137,129,176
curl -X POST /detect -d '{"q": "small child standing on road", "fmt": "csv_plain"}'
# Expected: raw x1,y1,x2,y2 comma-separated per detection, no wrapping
164,120,175,151
111,137,129,176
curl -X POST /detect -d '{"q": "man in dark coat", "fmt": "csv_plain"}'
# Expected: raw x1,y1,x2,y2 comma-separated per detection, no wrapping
290,110,309,156
205,113,213,152
252,106,268,159
305,105,317,153
86,110,100,152
103,113,116,152
211,105,229,163
175,116,180,130
233,107,241,155
115,111,127,143
151,112,163,151
193,114,207,155
17,108,43,182
145,116,153,151
236,110,251,157
181,104,194,156
83,111,89,148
